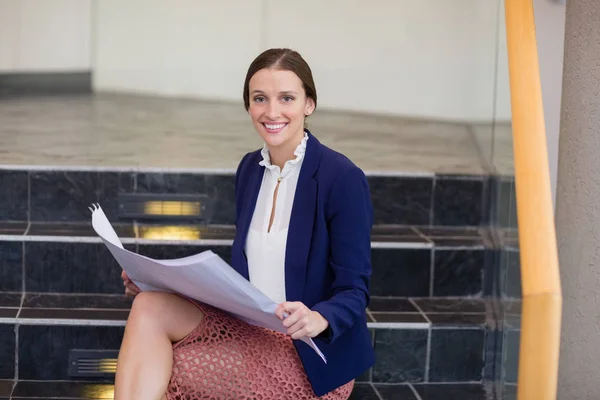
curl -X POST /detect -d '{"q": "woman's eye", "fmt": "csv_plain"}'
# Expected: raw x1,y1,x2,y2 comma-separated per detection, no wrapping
253,96,266,103
282,96,294,102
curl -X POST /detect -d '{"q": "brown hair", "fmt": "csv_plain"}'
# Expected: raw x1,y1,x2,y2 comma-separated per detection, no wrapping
243,48,317,112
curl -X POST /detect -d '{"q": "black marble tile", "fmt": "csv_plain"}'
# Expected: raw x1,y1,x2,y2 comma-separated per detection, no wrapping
0,170,28,221
427,313,487,327
413,383,489,400
373,329,428,383
30,171,98,221
369,298,418,313
0,380,11,396
98,172,135,221
429,328,485,382
25,242,133,294
23,293,132,309
433,176,485,226
371,313,427,324
19,308,129,320
19,325,124,380
136,172,206,194
0,325,15,379
482,249,500,297
0,308,18,318
503,384,517,400
504,329,520,384
433,250,485,296
373,384,420,400
27,222,135,238
434,239,486,248
371,249,431,297
371,226,428,244
0,221,27,235
13,381,114,398
495,178,517,229
368,177,433,225
413,299,487,313
137,244,232,266
0,293,22,307
374,384,419,400
484,328,503,382
502,248,521,298
349,383,379,400
204,174,236,225
416,226,483,238
433,239,485,248
0,241,22,292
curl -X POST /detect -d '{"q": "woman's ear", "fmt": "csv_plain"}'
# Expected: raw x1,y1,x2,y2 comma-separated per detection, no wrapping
305,98,315,116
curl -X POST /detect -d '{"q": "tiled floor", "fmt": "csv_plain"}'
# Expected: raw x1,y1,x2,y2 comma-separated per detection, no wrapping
0,94,513,175
0,381,498,400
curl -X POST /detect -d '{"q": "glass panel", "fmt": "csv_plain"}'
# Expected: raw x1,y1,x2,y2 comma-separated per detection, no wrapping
492,2,521,399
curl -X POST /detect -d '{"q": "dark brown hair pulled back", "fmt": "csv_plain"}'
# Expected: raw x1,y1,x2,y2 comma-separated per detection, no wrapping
243,48,317,112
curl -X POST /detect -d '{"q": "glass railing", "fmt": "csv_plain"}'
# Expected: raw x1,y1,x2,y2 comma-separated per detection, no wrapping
496,1,562,399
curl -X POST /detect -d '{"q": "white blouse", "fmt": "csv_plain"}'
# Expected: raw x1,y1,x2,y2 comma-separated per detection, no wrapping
244,132,309,304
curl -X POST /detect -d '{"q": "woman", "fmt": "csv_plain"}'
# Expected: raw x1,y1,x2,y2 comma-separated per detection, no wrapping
116,48,375,400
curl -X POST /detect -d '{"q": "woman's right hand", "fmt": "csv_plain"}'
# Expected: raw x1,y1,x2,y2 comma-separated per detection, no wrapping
121,270,141,297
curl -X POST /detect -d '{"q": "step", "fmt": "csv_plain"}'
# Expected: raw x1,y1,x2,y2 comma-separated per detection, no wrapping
0,295,504,397
0,223,497,299
0,167,494,228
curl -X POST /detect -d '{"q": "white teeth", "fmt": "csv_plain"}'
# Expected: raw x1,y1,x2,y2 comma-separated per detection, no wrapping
264,123,286,130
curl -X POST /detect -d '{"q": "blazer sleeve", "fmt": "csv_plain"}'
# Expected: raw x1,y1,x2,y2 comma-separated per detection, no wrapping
234,152,250,226
311,166,374,344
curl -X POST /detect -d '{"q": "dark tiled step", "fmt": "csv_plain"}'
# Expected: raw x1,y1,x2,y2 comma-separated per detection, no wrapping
0,296,499,385
0,381,495,400
0,233,494,298
0,169,494,227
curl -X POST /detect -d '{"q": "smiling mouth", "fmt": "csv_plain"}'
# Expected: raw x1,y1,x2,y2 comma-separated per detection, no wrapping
262,122,288,133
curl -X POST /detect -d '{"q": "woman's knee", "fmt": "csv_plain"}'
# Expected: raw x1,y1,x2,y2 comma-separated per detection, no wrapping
127,291,203,341
128,292,172,331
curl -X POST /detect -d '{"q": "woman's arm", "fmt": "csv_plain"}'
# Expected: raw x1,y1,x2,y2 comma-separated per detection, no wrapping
310,166,374,344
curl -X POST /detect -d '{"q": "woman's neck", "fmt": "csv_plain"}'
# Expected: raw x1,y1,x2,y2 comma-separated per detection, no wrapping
268,131,305,170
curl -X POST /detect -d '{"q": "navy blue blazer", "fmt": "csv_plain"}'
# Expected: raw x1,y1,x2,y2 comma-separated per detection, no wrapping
230,129,375,396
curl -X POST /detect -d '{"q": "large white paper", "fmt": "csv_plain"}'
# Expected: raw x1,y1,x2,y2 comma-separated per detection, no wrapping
89,204,326,362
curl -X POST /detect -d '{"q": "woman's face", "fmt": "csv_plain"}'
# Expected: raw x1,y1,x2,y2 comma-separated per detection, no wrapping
248,68,315,151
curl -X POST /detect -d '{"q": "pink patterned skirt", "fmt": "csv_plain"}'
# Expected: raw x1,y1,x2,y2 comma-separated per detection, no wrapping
166,302,354,400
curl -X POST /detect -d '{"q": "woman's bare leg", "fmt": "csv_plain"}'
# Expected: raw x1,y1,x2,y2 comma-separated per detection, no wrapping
114,291,204,400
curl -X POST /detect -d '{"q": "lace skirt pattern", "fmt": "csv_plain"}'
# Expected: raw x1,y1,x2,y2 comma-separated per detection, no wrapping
166,302,354,400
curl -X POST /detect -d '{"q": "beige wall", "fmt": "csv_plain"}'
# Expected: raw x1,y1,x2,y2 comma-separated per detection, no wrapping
533,0,566,204
556,0,600,397
92,0,510,122
0,0,91,72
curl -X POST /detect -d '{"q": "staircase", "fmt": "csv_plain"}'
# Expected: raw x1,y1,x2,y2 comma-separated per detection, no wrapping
0,167,520,399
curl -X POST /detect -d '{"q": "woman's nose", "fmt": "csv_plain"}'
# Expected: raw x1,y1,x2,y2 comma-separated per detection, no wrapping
266,102,281,119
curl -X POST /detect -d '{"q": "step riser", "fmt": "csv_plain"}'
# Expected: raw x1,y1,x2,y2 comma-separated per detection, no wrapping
0,240,500,298
0,323,496,385
0,170,496,227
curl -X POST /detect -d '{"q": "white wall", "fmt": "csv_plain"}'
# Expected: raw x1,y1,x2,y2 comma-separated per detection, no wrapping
0,0,91,72
533,0,566,205
93,0,511,122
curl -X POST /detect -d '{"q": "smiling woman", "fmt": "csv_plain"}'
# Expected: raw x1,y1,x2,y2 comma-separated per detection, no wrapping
114,48,374,400
244,49,317,170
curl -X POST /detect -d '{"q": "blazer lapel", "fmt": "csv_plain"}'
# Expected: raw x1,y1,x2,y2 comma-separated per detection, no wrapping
285,131,321,302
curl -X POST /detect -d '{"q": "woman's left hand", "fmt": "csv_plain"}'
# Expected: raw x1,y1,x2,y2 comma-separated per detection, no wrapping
275,302,329,339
